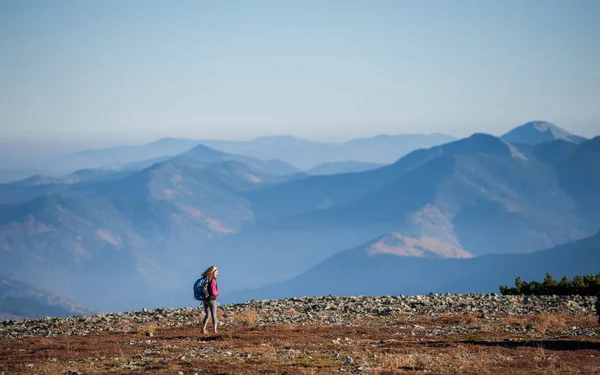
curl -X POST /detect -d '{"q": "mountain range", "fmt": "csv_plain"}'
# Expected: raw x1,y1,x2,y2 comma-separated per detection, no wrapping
0,275,95,320
501,121,587,145
307,161,383,175
199,133,456,169
0,121,597,314
0,145,308,310
0,133,455,183
228,229,600,303
1,122,584,183
205,130,599,294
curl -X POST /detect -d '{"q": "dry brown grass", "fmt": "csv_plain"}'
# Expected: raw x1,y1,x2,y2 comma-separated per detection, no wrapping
392,312,414,325
37,360,98,375
230,309,260,326
1,312,599,375
434,312,480,326
370,342,579,375
504,314,529,327
137,322,159,336
371,346,498,375
531,313,567,334
503,313,567,334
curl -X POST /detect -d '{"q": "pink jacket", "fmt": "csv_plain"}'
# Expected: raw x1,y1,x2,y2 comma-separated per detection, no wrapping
209,279,219,297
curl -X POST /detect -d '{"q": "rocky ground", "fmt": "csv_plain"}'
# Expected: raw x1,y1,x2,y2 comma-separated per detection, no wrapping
1,294,599,374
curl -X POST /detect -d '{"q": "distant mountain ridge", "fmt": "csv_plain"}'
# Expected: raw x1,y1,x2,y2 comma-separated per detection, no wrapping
0,121,598,313
224,229,600,303
0,275,95,320
364,233,472,259
308,161,384,175
0,144,312,311
501,121,587,145
244,133,596,246
172,144,300,177
1,133,454,183
200,133,455,169
206,133,600,294
0,143,304,205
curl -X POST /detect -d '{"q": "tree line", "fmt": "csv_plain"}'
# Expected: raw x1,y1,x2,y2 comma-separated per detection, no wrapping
499,273,600,296
499,273,600,324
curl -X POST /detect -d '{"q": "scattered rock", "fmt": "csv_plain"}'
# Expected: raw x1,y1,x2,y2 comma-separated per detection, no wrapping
1,294,598,339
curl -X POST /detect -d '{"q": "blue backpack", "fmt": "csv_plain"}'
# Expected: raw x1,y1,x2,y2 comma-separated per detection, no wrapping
193,277,209,301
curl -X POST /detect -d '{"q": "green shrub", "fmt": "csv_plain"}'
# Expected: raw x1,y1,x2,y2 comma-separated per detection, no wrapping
499,272,600,296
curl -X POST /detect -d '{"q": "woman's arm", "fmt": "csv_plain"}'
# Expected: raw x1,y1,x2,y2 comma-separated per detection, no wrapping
210,279,219,296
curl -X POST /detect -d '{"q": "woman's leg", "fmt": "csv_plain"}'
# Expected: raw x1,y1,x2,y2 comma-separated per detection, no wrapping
209,300,218,333
202,300,211,333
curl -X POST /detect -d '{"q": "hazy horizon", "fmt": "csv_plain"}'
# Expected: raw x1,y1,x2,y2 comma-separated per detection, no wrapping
0,120,596,160
0,129,456,160
1,0,599,151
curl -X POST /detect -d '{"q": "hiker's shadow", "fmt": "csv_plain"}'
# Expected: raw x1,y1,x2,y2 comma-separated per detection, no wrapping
455,339,600,351
197,335,220,342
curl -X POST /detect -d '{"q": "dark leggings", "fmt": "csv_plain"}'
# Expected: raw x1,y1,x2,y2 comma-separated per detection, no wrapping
202,299,217,327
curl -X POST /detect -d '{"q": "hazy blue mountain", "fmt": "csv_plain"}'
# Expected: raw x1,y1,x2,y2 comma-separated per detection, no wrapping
0,191,225,311
501,121,587,145
532,139,579,165
0,168,138,205
0,275,95,320
173,144,300,176
556,136,600,225
118,155,173,171
308,161,384,175
0,147,306,311
5,133,453,181
45,143,301,178
49,138,202,172
68,168,124,182
270,134,592,253
355,233,473,259
12,168,124,186
0,143,302,205
0,138,200,183
2,131,598,313
204,134,600,294
7,122,590,182
0,151,43,182
70,150,300,238
12,175,70,187
0,168,53,184
200,133,455,169
0,182,68,205
242,146,438,222
340,133,456,164
200,136,334,170
91,145,303,204
224,230,600,303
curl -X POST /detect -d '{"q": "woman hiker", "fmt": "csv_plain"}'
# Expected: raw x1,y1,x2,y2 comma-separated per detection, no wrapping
201,265,219,334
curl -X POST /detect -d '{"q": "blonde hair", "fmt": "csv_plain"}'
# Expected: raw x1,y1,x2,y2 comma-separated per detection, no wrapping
202,265,218,281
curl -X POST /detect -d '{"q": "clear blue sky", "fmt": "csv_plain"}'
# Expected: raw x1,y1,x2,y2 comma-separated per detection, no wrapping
1,0,599,149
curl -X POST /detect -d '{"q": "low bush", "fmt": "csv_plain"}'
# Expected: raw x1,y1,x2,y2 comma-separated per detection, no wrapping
499,272,600,296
